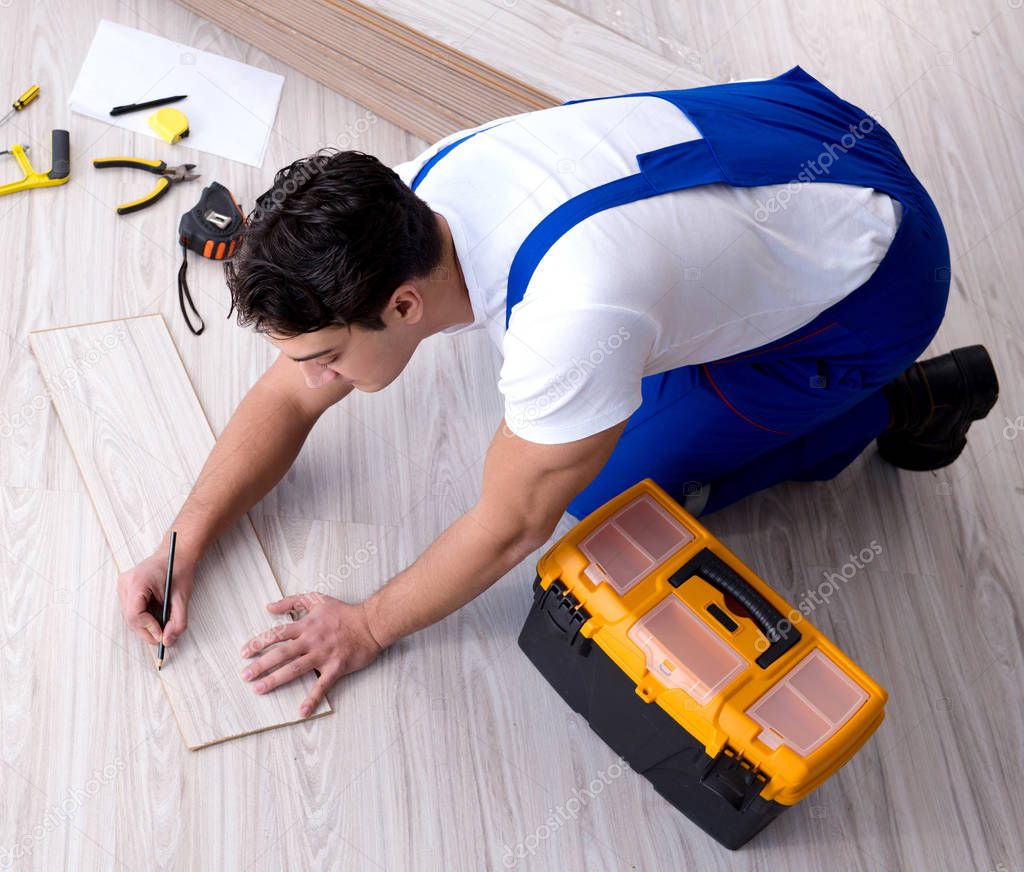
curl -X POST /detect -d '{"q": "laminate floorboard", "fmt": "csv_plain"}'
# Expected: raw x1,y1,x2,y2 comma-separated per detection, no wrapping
1,0,1022,868
28,315,331,749
364,0,710,99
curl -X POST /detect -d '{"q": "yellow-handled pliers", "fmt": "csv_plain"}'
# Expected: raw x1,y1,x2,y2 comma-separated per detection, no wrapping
92,157,200,215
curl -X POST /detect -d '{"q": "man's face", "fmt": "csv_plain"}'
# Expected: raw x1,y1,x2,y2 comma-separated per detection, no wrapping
268,319,419,393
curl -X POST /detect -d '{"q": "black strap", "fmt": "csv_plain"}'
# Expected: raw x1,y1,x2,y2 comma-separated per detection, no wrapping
177,245,206,335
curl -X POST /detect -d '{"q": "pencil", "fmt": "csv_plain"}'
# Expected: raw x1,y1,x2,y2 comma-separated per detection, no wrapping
157,531,176,671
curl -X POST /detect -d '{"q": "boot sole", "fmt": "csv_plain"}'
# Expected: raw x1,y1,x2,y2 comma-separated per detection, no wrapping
876,430,967,471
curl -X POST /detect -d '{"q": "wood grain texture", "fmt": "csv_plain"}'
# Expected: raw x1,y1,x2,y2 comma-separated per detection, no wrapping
171,0,711,142
1,0,1022,868
364,0,710,98
28,315,331,749
173,0,559,142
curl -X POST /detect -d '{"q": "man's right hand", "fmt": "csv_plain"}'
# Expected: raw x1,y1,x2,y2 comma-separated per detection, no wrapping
116,549,196,648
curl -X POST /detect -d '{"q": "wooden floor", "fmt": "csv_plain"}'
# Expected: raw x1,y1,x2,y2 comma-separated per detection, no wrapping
28,316,332,750
1,0,1022,870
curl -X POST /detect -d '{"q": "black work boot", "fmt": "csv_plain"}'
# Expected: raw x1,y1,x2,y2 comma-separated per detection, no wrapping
876,345,999,471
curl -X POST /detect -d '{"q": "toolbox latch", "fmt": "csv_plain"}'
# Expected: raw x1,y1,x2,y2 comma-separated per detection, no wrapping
534,576,592,656
699,746,768,812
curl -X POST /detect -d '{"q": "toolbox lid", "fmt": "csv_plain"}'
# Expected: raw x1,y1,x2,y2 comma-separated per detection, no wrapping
746,648,869,757
580,494,694,594
628,596,746,705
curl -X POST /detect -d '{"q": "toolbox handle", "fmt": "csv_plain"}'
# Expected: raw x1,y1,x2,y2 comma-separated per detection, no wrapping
669,550,800,668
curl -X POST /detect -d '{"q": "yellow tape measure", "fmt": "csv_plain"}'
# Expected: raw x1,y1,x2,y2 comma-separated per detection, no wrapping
148,107,189,144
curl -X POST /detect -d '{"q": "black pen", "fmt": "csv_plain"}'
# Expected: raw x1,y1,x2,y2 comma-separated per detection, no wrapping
157,531,176,671
110,95,187,117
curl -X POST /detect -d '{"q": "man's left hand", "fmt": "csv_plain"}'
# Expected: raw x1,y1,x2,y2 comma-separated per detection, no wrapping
240,592,384,717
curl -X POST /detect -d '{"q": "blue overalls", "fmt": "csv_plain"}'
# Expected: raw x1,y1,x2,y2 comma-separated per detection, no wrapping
412,66,950,517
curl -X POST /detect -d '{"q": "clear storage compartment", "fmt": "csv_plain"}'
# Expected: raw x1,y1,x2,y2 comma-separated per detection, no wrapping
746,648,869,756
627,596,746,705
580,494,694,593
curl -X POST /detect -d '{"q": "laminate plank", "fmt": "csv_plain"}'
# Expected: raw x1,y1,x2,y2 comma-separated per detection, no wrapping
366,0,711,98
172,0,711,142
173,0,557,142
28,314,331,750
0,487,335,870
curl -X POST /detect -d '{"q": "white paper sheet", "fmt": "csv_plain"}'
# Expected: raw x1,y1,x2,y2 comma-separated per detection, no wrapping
69,20,284,168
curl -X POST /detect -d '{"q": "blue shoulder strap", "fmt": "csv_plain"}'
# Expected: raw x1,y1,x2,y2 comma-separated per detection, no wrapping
503,65,924,329
505,139,724,325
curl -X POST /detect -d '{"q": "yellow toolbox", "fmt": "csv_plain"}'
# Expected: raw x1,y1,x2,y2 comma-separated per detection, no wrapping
517,479,887,848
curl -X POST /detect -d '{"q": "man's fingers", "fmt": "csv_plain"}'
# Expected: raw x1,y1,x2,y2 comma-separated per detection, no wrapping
300,672,334,718
241,641,301,683
129,620,163,645
125,590,163,644
266,594,305,614
247,652,316,695
266,592,323,615
161,591,190,647
240,620,302,658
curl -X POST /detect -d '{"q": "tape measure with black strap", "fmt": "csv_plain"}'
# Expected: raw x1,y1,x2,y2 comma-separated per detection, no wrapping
177,181,246,335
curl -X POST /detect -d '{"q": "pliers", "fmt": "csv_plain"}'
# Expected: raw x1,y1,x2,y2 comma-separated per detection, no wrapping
92,157,200,215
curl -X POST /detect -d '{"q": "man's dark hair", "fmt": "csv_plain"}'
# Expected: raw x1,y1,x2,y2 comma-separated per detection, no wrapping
225,149,442,337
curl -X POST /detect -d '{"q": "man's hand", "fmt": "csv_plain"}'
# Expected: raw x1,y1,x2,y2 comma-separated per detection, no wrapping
240,593,384,718
116,550,195,647
237,415,627,716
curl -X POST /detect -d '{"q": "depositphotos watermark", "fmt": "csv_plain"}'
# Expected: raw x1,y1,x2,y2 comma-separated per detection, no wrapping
0,758,126,867
243,539,379,652
1,324,128,440
752,116,877,222
249,111,379,223
503,326,631,435
755,541,882,651
316,539,379,591
500,756,630,868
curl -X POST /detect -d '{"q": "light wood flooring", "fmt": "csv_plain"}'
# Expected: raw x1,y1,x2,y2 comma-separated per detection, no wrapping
1,0,1022,870
28,315,332,749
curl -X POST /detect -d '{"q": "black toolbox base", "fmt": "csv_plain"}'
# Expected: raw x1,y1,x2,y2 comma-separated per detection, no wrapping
517,577,787,850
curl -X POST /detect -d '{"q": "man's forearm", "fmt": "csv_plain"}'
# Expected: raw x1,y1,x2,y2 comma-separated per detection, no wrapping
362,505,551,648
160,382,319,565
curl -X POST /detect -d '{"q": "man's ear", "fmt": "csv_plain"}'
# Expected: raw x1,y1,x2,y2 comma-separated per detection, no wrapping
389,283,424,324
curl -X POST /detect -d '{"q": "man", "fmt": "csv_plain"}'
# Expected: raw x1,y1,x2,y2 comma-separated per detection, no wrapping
117,66,997,718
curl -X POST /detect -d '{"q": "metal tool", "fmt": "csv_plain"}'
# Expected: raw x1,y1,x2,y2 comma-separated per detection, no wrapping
0,84,40,127
91,156,200,214
0,129,70,198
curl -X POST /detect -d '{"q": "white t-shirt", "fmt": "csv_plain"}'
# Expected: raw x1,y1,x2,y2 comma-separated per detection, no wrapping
392,90,902,445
